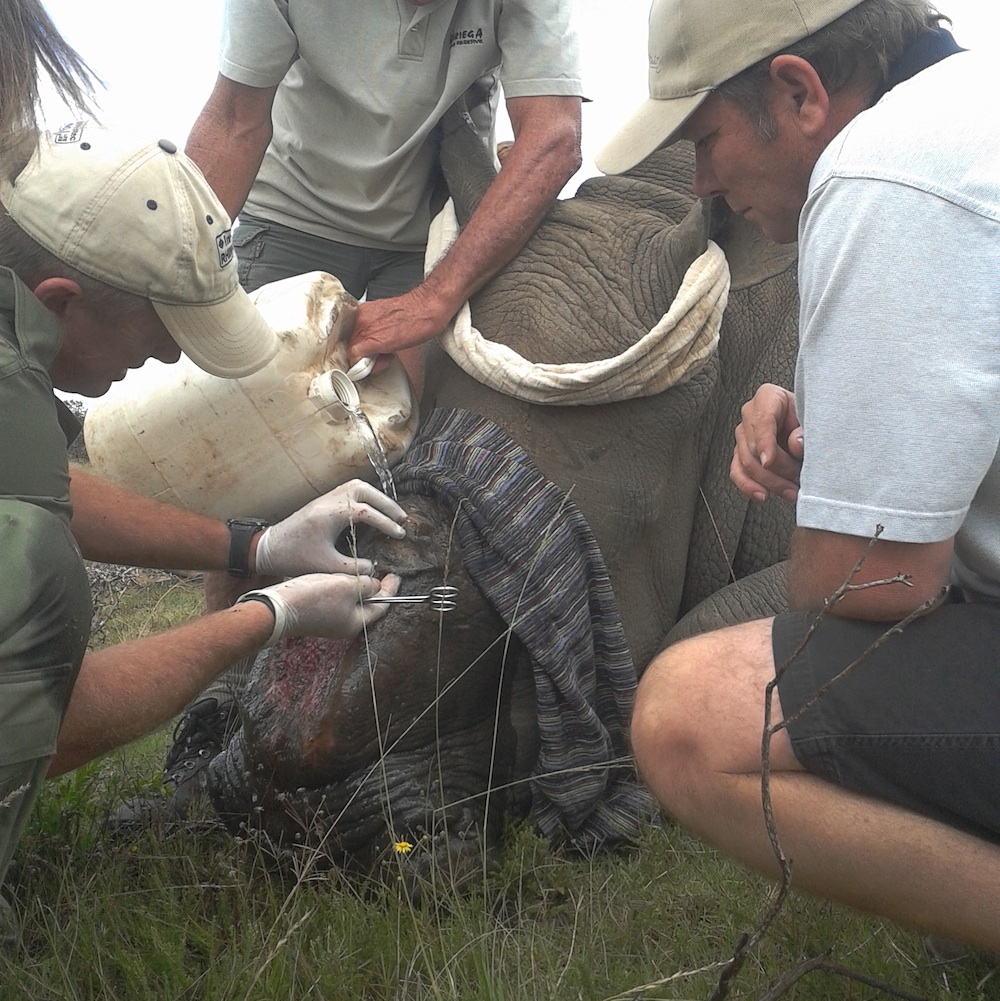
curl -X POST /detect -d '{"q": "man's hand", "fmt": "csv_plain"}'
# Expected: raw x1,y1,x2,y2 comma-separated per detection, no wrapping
350,283,455,364
731,383,804,503
241,572,402,645
255,480,407,577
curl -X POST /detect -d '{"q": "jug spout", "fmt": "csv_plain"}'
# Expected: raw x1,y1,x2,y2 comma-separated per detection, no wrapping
307,369,360,423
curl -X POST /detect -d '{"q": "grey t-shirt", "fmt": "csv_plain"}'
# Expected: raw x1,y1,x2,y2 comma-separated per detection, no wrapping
794,52,1000,597
221,0,584,251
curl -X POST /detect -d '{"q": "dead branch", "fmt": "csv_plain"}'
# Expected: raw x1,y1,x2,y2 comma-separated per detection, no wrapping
600,957,732,1001
774,587,946,735
757,953,928,1001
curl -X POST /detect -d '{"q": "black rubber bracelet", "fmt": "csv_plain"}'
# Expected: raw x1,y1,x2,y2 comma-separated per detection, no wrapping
234,590,280,647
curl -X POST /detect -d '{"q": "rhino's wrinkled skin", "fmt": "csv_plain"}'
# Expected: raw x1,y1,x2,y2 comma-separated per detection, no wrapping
426,121,798,668
207,117,799,867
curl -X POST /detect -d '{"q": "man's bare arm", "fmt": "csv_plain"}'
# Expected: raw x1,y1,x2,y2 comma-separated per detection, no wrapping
787,526,954,621
70,465,232,570
185,73,278,219
69,464,233,571
349,94,582,362
48,567,399,775
49,600,274,775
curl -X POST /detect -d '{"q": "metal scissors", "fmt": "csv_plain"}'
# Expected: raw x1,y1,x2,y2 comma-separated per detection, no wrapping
363,585,459,612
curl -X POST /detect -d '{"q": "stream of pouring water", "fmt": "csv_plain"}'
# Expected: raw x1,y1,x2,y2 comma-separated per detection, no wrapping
345,404,397,500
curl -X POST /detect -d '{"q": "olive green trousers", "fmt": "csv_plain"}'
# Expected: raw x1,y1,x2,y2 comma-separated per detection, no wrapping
0,501,91,894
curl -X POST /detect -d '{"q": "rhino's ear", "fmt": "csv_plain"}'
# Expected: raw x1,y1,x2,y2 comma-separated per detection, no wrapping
438,90,498,226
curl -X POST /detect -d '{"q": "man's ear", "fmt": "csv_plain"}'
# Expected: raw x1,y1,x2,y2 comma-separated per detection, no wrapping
31,277,84,317
768,54,831,138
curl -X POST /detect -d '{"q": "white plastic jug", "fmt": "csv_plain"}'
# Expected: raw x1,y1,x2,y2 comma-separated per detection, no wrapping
84,271,419,521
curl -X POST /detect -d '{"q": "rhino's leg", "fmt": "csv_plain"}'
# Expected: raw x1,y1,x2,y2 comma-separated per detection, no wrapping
663,561,788,649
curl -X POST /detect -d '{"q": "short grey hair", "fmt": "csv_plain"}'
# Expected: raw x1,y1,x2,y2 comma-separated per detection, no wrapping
716,0,949,140
0,206,147,318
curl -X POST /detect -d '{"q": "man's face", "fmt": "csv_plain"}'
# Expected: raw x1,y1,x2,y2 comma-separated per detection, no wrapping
49,300,181,397
680,92,816,244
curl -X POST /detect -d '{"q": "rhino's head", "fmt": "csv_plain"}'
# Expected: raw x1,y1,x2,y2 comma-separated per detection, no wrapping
207,494,532,876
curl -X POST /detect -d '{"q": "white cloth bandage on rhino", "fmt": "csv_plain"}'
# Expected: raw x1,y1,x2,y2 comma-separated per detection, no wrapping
426,200,730,405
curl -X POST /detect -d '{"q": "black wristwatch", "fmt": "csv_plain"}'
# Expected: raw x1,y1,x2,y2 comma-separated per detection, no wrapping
226,517,269,578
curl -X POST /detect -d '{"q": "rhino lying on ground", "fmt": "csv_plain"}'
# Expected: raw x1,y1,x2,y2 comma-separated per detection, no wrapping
204,128,800,872
211,409,656,874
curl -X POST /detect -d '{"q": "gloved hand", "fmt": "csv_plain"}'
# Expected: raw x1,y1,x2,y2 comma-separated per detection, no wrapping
237,572,401,647
255,479,407,577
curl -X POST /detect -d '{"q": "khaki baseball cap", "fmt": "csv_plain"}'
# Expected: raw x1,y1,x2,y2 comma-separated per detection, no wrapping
0,122,278,378
596,0,863,175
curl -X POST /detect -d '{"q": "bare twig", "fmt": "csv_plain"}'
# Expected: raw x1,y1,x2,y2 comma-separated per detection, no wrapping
600,957,732,1000
756,952,929,1000
774,587,946,736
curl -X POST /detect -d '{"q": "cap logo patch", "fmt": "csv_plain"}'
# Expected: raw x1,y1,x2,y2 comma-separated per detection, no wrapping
216,229,234,269
53,121,87,144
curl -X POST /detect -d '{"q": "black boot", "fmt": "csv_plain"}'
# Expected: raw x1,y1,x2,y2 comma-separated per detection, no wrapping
105,697,238,832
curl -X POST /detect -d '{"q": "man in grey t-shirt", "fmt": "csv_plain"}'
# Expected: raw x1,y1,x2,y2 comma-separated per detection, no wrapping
186,0,584,396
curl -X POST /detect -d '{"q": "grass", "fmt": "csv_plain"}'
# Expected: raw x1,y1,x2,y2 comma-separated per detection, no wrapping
1,573,995,1000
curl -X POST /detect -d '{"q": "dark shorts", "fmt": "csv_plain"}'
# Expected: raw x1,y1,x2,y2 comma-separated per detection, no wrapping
773,594,1000,844
233,213,425,299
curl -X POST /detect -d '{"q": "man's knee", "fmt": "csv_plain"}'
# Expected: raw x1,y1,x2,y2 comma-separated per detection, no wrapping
632,634,719,803
631,619,779,809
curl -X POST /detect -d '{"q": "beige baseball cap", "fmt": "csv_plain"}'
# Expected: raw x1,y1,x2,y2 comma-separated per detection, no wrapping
0,122,278,378
596,0,863,175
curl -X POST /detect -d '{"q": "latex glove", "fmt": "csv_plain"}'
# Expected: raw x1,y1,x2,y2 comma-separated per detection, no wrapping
237,572,401,647
255,479,407,577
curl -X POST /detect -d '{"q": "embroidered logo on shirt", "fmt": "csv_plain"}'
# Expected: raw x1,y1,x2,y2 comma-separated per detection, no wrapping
216,229,234,269
450,27,484,47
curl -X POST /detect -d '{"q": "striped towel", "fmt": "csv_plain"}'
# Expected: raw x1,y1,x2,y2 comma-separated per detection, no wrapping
393,408,657,847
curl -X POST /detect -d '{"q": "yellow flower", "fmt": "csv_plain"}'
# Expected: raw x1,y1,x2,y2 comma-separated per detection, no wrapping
393,840,413,855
